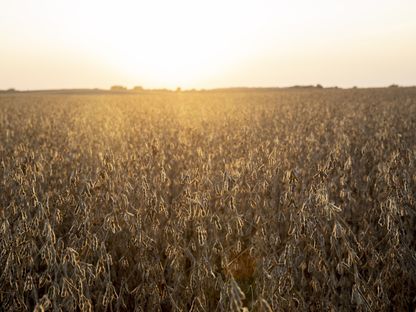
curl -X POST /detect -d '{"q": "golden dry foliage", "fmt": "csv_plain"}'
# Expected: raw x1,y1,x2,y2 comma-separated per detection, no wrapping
0,88,415,311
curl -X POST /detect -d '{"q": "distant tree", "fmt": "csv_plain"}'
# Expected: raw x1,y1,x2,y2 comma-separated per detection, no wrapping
290,85,314,89
132,86,144,92
111,85,127,91
389,84,399,88
176,87,181,92
316,84,323,89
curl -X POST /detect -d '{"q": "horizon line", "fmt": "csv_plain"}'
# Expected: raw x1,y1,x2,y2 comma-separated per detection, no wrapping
1,83,414,93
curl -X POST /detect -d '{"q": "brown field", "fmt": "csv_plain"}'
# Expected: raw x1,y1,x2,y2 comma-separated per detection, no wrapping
1,88,415,311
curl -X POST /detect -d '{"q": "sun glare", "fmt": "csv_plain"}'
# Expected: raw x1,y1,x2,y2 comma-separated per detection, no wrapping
91,0,275,88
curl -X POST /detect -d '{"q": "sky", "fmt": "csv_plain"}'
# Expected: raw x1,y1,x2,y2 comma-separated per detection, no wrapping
1,0,416,90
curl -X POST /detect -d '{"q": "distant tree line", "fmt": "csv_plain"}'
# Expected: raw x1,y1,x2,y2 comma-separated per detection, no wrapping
110,86,145,92
110,85,128,91
0,88,17,93
108,84,406,93
109,85,179,93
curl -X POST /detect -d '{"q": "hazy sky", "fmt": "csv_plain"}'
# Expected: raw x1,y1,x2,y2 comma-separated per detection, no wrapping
1,0,416,90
